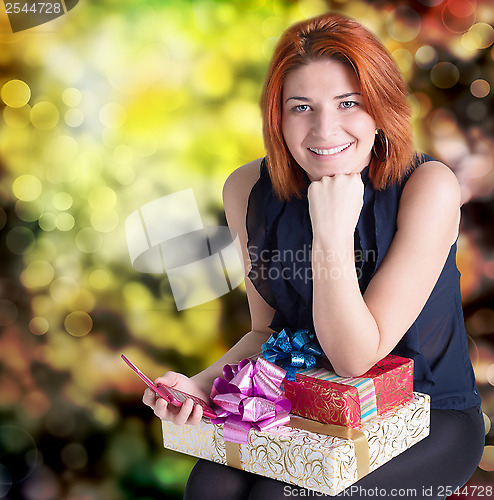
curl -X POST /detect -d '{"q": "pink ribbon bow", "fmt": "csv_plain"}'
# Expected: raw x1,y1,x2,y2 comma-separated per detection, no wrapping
210,357,291,444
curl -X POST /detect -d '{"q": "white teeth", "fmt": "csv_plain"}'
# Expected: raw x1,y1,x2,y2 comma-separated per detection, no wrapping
309,143,352,156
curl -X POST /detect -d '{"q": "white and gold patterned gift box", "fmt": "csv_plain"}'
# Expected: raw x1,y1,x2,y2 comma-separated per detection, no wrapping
161,392,430,495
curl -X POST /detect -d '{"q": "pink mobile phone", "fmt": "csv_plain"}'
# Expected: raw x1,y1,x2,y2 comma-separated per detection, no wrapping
121,354,216,419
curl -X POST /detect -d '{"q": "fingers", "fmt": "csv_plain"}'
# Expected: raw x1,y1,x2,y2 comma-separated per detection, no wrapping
187,402,204,426
174,398,194,425
143,390,203,426
153,396,170,420
155,371,179,388
142,371,205,426
142,387,158,407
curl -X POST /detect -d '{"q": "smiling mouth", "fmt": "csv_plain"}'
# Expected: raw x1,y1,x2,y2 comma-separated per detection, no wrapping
308,142,353,156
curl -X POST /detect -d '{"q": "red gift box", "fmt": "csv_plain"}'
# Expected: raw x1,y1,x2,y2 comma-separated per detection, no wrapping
283,354,413,429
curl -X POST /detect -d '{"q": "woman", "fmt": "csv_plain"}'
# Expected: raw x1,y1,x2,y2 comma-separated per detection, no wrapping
143,13,484,499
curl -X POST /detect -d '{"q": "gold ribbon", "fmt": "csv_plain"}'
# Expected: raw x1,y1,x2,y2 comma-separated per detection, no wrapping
223,416,370,479
287,416,370,479
224,440,242,470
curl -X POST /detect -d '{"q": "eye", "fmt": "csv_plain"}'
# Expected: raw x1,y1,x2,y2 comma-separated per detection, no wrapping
340,100,359,109
292,104,311,112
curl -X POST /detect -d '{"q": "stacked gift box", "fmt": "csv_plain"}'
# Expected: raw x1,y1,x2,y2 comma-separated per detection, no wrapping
162,393,429,495
161,330,430,495
284,354,414,429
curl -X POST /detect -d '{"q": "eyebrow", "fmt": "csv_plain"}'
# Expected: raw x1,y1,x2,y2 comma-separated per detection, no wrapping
335,92,361,99
284,92,361,103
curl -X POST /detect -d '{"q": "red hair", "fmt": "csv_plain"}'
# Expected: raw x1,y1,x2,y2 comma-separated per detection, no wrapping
261,12,415,199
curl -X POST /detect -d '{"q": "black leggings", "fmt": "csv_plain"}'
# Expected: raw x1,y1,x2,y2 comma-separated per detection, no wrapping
184,407,485,500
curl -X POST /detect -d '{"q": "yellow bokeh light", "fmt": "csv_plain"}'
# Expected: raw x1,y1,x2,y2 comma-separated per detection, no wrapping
46,164,79,184
91,402,117,426
1,79,31,108
409,92,432,120
89,269,111,290
90,210,119,233
29,317,49,336
430,62,459,89
50,277,80,305
31,295,52,315
449,35,479,61
112,146,135,184
62,87,82,107
75,228,103,254
72,289,96,313
56,213,75,232
21,260,55,288
261,16,284,38
30,101,60,130
64,311,93,337
38,213,57,232
3,105,31,128
487,363,494,386
36,238,57,262
53,192,73,211
15,200,43,223
123,282,154,310
113,144,133,163
297,0,328,19
461,30,482,52
191,55,234,98
471,79,490,98
483,413,491,435
386,6,421,43
392,48,414,74
465,22,494,50
43,136,79,167
64,108,84,127
223,99,261,134
88,186,117,211
479,445,494,472
129,135,157,157
114,165,135,185
99,103,127,128
12,174,43,202
415,45,437,68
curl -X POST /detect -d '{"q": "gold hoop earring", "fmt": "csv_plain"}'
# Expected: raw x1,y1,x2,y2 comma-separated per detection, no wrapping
372,129,388,162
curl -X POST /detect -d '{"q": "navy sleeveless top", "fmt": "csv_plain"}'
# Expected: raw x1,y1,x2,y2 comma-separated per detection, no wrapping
246,155,481,410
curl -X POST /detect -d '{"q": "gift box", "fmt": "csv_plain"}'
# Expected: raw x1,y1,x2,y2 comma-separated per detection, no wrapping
283,354,413,429
162,392,430,495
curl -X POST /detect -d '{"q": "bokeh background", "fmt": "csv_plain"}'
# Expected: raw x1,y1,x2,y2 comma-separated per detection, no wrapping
0,0,493,498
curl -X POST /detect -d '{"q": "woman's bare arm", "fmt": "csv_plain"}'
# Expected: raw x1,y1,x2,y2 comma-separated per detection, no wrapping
310,161,461,376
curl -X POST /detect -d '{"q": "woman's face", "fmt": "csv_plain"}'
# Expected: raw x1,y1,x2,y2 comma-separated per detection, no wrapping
281,59,376,181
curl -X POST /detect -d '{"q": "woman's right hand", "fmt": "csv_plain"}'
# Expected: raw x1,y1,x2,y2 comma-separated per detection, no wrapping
142,371,211,426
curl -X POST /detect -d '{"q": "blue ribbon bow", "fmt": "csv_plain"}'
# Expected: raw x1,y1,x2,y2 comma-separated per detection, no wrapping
261,328,325,381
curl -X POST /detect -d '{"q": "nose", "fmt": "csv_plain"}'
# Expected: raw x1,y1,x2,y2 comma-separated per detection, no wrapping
311,108,340,139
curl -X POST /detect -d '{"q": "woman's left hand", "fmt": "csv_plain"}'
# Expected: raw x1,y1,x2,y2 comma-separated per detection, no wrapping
307,173,364,246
